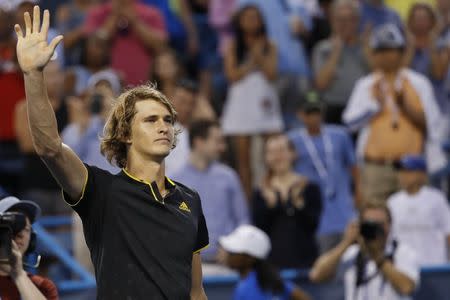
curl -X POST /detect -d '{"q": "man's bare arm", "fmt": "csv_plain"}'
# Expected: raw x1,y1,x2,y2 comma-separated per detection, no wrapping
190,253,207,300
15,6,87,201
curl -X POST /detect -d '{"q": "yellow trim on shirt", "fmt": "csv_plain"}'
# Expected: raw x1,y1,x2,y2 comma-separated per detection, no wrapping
193,244,210,254
63,166,89,207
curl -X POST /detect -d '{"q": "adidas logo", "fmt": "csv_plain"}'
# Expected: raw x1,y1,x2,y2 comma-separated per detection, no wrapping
179,201,191,212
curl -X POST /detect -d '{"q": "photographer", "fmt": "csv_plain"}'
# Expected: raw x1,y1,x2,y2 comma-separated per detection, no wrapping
0,196,58,300
309,202,419,300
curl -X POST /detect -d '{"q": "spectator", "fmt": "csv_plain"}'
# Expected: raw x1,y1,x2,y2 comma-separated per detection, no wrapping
304,0,333,56
436,0,450,29
164,79,199,176
288,92,358,253
14,0,65,67
62,70,121,174
151,48,183,101
343,23,446,202
0,7,24,194
172,120,249,262
237,0,311,129
313,0,369,124
310,202,419,300
388,155,450,266
209,0,236,55
64,33,111,96
0,196,58,300
14,61,69,216
385,0,436,20
83,0,167,86
253,134,322,268
222,4,282,196
219,225,311,300
403,3,450,113
360,0,403,30
56,0,95,66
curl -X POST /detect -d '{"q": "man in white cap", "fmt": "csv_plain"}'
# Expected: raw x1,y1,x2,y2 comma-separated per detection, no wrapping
0,196,58,300
219,225,311,300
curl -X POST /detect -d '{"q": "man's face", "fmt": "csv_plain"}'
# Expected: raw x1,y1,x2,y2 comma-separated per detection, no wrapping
398,170,426,190
361,208,390,240
128,100,175,161
13,217,31,255
372,49,403,72
332,5,359,40
171,88,196,126
196,126,226,162
299,110,322,130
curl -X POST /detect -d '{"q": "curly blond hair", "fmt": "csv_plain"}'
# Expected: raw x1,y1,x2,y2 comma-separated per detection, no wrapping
100,84,177,168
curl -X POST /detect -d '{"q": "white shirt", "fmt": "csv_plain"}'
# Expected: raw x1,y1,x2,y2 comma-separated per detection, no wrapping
388,186,450,266
164,123,190,177
340,242,419,300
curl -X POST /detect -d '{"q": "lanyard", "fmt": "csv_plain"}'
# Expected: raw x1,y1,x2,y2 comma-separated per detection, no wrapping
300,128,335,198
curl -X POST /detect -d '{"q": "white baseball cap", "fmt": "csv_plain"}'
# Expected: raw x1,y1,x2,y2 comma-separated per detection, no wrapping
219,225,271,259
0,196,41,224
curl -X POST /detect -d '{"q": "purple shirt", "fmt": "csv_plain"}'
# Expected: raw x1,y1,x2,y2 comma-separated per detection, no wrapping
171,161,249,261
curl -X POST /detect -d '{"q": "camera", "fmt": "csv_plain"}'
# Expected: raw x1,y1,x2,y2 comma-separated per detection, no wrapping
0,212,27,263
360,220,385,241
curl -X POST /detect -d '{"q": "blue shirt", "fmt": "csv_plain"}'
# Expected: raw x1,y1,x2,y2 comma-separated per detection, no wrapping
287,125,356,235
238,0,310,76
234,271,294,300
62,116,119,174
171,161,249,260
360,1,402,30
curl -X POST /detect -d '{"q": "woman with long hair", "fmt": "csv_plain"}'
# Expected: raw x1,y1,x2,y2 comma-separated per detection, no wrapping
219,225,311,300
253,135,322,269
221,5,283,197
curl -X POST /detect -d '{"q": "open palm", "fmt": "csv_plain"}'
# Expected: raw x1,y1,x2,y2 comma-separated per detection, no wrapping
15,6,63,73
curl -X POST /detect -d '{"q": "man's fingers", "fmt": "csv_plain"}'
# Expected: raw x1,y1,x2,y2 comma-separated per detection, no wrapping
24,12,32,36
48,35,63,53
41,9,49,39
14,24,24,39
32,6,41,34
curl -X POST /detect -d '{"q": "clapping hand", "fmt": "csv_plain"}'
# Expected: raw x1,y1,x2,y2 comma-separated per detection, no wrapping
15,6,63,74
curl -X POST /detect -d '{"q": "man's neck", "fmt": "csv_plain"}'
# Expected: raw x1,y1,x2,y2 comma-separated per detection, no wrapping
189,152,212,171
306,126,321,136
382,69,401,82
125,152,166,191
405,184,423,195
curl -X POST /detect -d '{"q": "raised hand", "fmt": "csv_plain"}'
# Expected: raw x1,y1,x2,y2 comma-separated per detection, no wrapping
15,6,63,74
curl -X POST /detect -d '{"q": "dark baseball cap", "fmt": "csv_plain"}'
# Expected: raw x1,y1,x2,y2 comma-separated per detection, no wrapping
394,155,426,171
301,91,324,112
370,23,405,50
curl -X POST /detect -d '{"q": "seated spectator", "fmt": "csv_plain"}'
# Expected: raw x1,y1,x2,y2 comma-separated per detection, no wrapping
62,70,121,174
388,155,450,266
172,120,249,262
83,0,167,86
0,196,58,300
14,61,69,216
360,0,403,30
403,3,450,113
219,225,311,300
222,4,282,196
165,79,199,176
64,33,112,97
288,92,358,253
151,49,183,101
343,23,446,202
313,0,369,124
253,134,322,268
237,0,311,129
310,202,419,300
56,0,95,66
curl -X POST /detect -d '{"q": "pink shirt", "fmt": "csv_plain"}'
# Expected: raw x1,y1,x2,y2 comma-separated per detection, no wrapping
84,3,166,86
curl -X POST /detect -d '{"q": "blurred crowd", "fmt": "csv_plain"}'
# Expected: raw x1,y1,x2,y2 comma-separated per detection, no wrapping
1,0,450,297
